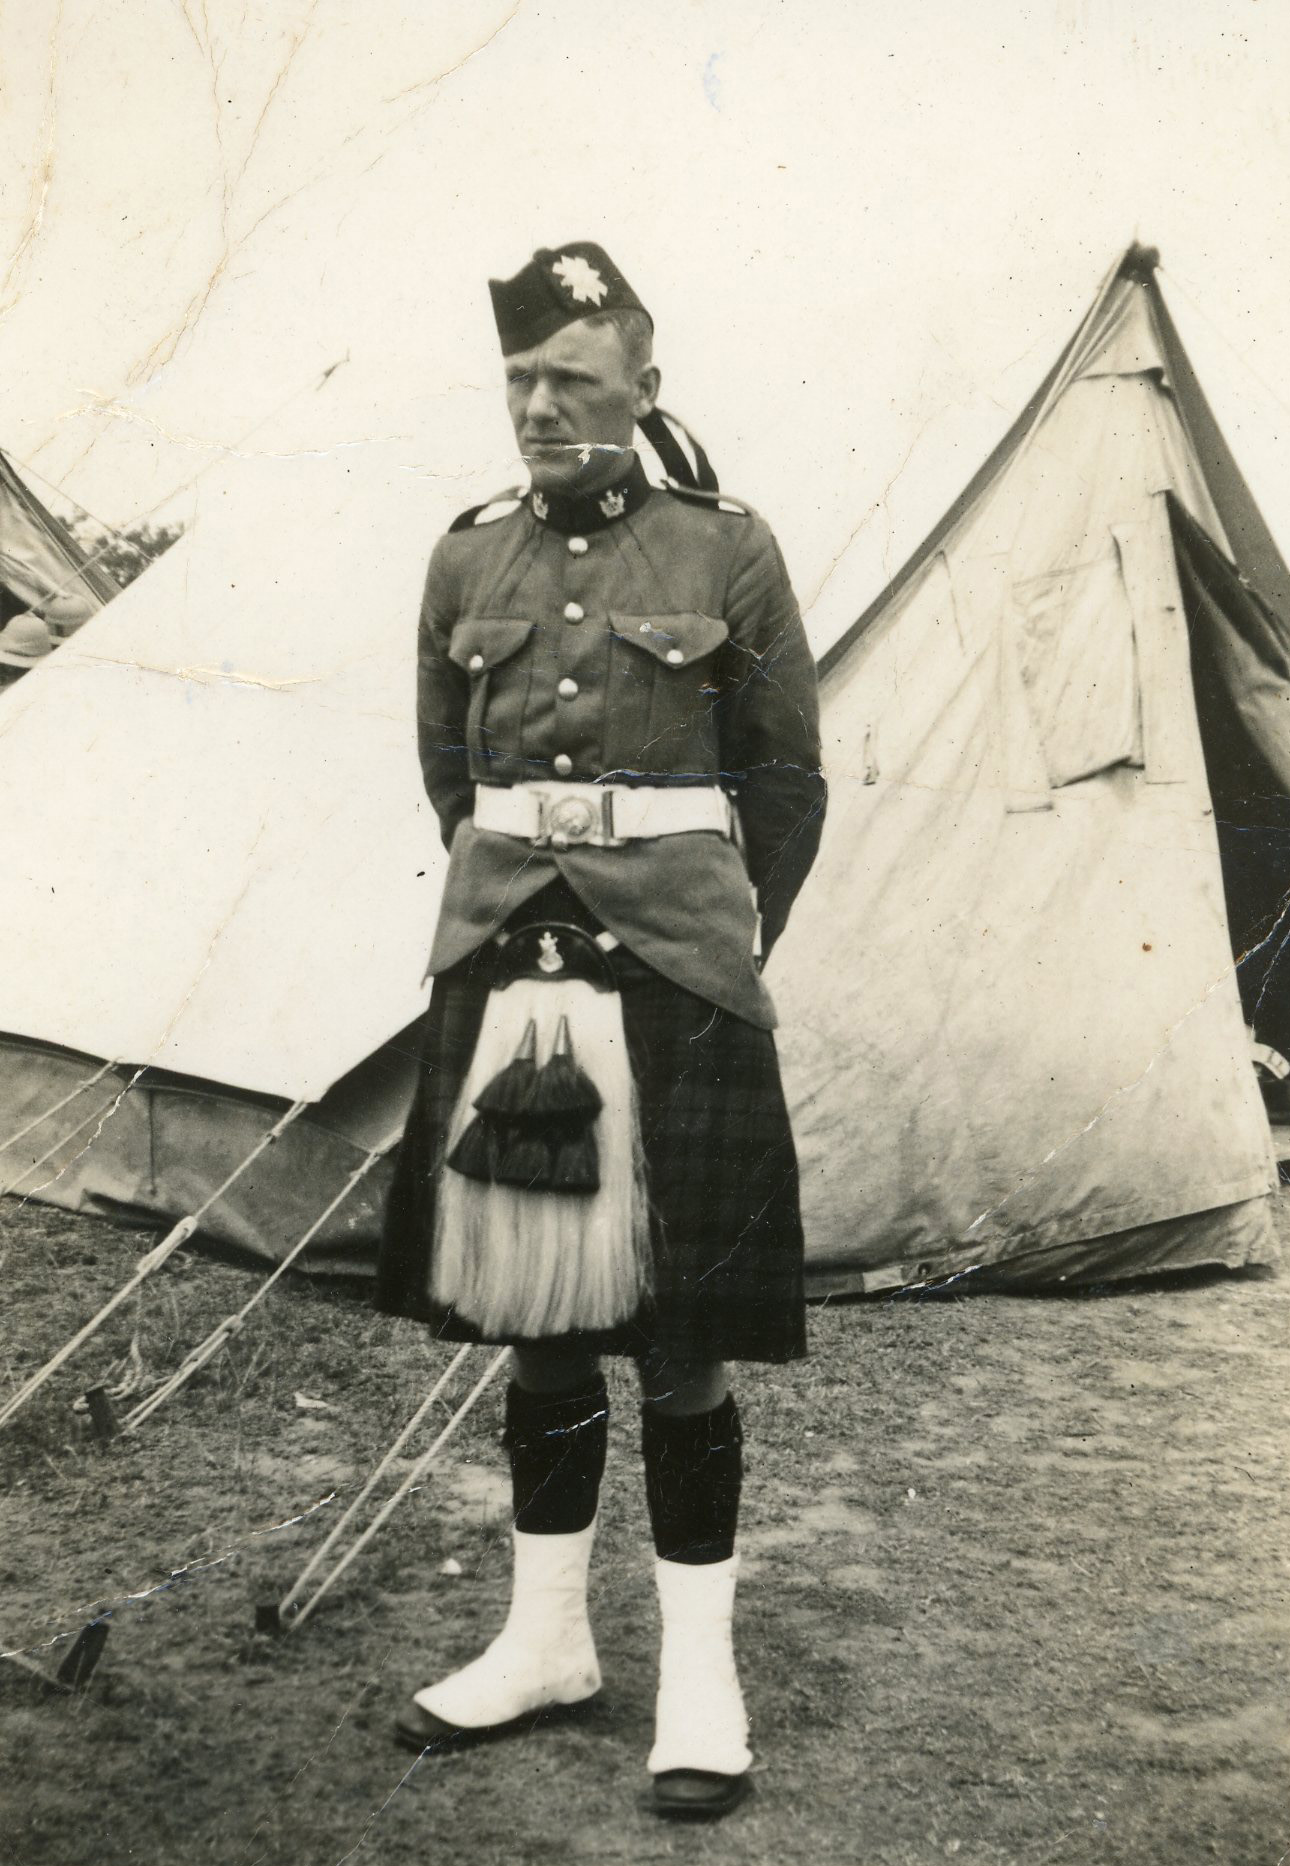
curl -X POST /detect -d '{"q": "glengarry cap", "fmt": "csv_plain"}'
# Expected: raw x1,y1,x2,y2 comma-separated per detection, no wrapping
489,242,652,356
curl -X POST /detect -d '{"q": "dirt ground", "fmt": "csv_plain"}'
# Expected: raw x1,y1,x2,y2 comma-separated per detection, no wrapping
2,1194,1287,1866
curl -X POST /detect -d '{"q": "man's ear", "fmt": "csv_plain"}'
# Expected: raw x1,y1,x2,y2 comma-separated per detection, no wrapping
633,364,662,419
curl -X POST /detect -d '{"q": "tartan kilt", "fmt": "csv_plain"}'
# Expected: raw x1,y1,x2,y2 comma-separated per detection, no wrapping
377,885,807,1365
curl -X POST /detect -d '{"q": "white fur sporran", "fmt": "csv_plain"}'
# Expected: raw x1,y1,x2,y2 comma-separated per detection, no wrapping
431,977,651,1337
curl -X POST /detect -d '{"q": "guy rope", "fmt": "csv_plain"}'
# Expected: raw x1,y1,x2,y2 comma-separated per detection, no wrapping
123,1126,405,1433
0,1080,130,1200
0,1099,308,1430
0,1058,121,1160
265,1346,508,1633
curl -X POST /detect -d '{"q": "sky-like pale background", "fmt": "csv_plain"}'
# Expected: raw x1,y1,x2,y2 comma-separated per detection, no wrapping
1,0,1288,652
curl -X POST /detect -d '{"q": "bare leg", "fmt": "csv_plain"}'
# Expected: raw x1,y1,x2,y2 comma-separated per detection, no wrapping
512,1342,603,1393
638,1355,728,1416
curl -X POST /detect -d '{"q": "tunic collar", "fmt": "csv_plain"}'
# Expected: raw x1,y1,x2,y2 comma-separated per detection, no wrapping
525,453,651,534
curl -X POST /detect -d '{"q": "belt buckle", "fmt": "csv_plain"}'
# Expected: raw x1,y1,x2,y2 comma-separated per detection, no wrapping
538,785,617,849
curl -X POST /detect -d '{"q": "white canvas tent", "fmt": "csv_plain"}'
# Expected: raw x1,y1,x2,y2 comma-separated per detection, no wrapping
0,441,443,1265
774,245,1290,1290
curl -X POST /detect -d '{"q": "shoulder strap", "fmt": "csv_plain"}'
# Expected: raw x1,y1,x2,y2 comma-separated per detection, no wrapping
661,477,751,517
642,408,720,492
448,487,525,533
637,408,719,492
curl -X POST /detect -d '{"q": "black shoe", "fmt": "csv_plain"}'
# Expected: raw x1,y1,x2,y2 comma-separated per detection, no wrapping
651,1769,753,1820
394,1692,601,1757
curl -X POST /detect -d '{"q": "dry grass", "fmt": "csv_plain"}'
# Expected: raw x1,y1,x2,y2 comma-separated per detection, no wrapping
2,1194,1288,1866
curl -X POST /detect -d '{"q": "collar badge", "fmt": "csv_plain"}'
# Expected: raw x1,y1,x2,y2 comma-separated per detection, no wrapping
531,490,549,521
599,489,627,520
552,254,608,305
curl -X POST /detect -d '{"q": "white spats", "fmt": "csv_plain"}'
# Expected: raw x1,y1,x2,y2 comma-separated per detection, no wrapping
647,1555,752,1777
413,1525,600,1731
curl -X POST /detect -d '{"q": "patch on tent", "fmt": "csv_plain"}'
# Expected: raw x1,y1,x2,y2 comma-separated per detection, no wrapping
1011,551,1142,788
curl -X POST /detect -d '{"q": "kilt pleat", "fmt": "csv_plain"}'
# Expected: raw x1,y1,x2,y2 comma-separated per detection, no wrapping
377,883,806,1364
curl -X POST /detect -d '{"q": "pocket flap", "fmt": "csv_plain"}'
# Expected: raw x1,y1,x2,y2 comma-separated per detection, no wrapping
448,617,534,672
610,612,729,668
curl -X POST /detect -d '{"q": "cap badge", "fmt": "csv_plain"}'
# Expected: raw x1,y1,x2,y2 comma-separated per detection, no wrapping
598,489,626,519
552,253,608,306
531,490,549,521
538,931,565,974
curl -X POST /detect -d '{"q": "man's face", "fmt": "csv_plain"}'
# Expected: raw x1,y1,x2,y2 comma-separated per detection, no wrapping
504,320,658,493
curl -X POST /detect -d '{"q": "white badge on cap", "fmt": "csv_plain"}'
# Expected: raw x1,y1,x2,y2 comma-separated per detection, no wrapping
553,254,608,305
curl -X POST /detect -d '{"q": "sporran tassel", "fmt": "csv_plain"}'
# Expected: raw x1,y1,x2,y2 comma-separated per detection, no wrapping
494,1129,553,1189
548,1129,601,1193
432,973,651,1338
445,1117,498,1183
530,1016,603,1119
472,1020,540,1116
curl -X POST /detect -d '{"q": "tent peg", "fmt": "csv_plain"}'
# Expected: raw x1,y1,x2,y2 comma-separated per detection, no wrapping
1,1621,109,1698
81,1385,119,1441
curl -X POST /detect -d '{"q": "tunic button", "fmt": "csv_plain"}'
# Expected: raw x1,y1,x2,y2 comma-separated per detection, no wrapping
468,653,485,672
563,602,585,622
567,536,589,555
666,648,684,666
553,753,574,777
557,677,579,699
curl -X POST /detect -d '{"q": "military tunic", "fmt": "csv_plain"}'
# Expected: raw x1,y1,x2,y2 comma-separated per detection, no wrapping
378,455,826,1363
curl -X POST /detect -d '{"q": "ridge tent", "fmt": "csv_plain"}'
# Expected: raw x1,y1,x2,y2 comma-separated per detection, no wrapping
773,244,1289,1292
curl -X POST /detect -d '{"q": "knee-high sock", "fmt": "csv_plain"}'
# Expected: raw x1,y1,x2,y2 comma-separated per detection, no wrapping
505,1375,609,1534
641,1393,742,1564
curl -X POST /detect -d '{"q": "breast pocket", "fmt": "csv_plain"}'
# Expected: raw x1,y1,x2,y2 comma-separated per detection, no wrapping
606,613,730,778
448,617,535,779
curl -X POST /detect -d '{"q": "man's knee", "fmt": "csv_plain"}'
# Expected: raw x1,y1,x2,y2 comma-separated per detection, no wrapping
511,1344,603,1394
638,1355,729,1417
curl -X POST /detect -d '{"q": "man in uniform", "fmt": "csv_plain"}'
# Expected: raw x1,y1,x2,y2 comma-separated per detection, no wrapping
379,241,825,1821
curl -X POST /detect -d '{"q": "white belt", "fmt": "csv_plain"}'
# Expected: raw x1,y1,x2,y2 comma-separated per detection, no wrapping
474,781,733,848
